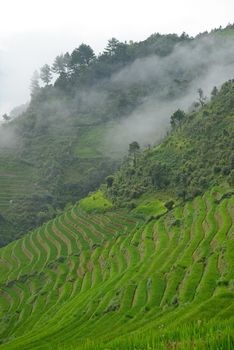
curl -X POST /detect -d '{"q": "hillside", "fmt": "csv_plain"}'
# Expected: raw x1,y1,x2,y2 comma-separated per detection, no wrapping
0,185,233,349
1,25,234,246
0,24,234,349
106,80,234,206
0,78,233,348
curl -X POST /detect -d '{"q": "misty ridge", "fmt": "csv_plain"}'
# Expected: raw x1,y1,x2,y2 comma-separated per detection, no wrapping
107,35,234,151
1,32,234,154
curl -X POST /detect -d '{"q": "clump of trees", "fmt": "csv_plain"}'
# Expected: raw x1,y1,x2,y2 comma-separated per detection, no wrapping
29,30,191,93
70,44,95,68
106,80,234,206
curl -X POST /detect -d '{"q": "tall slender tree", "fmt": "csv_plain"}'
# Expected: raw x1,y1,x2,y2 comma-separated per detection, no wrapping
40,64,52,85
197,88,206,106
30,70,40,96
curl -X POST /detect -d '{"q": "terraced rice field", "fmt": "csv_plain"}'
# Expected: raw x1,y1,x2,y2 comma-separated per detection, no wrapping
0,187,233,349
0,157,40,213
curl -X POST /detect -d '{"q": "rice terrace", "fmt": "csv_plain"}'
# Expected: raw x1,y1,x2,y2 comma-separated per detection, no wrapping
0,4,234,349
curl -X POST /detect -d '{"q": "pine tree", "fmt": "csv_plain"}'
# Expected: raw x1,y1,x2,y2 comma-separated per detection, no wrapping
30,70,40,96
40,64,52,85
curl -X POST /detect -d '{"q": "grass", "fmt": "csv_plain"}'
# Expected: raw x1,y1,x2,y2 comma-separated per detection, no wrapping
132,198,166,218
79,190,113,213
57,318,234,350
74,124,114,159
0,187,233,349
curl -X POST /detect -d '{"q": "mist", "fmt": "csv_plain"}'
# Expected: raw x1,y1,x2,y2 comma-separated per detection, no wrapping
105,35,234,152
0,124,18,149
1,0,234,117
1,32,234,156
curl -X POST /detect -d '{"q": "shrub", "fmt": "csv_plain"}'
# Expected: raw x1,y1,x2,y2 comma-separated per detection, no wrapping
106,175,115,188
222,166,230,175
213,165,221,174
165,200,174,211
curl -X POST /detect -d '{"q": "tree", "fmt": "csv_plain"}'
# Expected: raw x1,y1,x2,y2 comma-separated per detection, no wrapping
106,175,114,188
165,200,174,211
70,44,95,70
2,113,10,122
63,52,71,71
211,86,218,99
170,109,186,129
52,53,71,75
30,70,40,96
128,141,140,166
52,54,65,74
197,88,206,106
40,64,52,85
104,38,120,56
150,163,169,189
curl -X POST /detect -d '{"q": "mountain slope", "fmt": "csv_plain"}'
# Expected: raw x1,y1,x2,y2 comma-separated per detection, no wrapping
0,83,234,348
0,26,234,350
1,26,234,246
106,80,234,206
0,185,233,349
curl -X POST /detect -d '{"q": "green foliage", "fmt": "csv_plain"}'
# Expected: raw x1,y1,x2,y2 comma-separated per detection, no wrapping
0,25,233,350
79,190,113,213
170,109,186,129
132,198,166,218
107,81,234,205
0,27,234,247
106,175,114,188
52,53,70,75
0,187,233,349
40,64,52,85
70,44,95,69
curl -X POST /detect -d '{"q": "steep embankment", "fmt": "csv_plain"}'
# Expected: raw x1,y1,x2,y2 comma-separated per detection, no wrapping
0,186,233,349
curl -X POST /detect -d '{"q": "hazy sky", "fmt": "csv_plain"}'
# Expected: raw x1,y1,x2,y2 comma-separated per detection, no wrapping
0,0,234,115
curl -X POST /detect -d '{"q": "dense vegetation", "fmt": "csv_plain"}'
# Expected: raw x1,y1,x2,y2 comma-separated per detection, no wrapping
0,32,190,245
0,24,234,349
0,185,233,349
0,76,233,350
1,25,234,246
106,81,234,206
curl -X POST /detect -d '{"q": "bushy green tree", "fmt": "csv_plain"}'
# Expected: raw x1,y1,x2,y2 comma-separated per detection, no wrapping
211,86,218,98
106,175,115,188
150,163,169,189
70,44,95,70
170,109,186,129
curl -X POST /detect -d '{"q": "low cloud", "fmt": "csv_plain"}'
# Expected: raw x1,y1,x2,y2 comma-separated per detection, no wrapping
106,34,234,152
